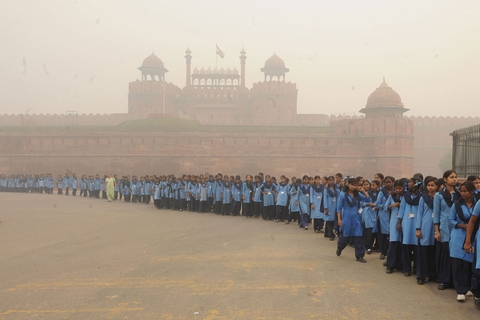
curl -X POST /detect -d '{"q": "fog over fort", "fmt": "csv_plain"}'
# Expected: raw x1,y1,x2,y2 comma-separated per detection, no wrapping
1,0,479,117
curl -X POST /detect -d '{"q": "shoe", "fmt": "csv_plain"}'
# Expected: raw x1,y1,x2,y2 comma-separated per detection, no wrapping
305,226,308,230
349,243,355,248
404,272,411,277
457,294,466,302
380,255,386,260
275,219,279,222
466,291,473,297
383,262,387,266
336,249,342,256
319,229,324,233
438,284,446,290
244,216,247,219
474,297,480,307
356,257,367,263
417,279,425,285
315,230,320,233
386,268,393,274
285,221,290,224
330,238,335,241
367,249,372,254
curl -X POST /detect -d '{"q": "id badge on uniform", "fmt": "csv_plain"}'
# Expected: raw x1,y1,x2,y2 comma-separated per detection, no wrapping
267,192,271,195
358,208,363,214
306,194,309,197
249,190,252,193
317,196,321,199
281,191,285,194
408,213,415,219
332,198,336,202
432,212,434,218
237,191,240,194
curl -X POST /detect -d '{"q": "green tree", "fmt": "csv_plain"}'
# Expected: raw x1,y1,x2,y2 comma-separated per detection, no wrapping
439,150,452,173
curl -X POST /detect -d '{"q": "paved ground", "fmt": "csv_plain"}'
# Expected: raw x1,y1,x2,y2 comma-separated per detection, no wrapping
0,193,479,320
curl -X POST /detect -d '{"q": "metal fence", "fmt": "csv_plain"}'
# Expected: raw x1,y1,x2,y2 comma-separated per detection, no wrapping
451,123,480,177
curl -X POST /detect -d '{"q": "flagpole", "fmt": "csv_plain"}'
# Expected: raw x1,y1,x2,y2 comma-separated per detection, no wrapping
215,44,218,69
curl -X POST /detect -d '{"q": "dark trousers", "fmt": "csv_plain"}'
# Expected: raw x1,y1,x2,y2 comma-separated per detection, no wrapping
195,200,200,212
451,258,472,294
207,197,213,212
58,188,63,195
124,194,131,202
416,244,437,281
364,226,374,250
154,199,160,208
65,187,69,195
436,241,452,286
199,201,207,213
254,202,263,218
314,218,324,231
263,205,274,220
222,203,230,215
72,188,77,196
231,201,241,216
325,221,335,239
386,241,403,271
242,201,254,217
276,206,287,221
214,201,222,214
402,244,417,273
144,195,151,204
180,199,186,210
299,213,309,227
114,191,118,200
287,211,298,222
378,233,389,256
338,234,365,259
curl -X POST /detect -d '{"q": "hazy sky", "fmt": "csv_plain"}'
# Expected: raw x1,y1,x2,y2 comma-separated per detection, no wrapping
1,0,479,117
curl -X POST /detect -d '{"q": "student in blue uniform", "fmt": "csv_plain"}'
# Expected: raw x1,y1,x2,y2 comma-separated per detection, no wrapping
177,175,186,211
88,176,94,197
198,177,208,213
221,175,232,216
336,177,371,262
129,176,136,203
71,173,78,196
287,179,300,224
56,175,64,195
415,176,438,285
275,175,290,222
260,175,276,220
253,175,264,219
144,176,151,205
376,176,395,259
123,176,131,202
434,170,459,290
206,175,215,213
324,176,337,240
296,175,311,230
213,174,223,214
463,198,480,307
63,173,71,195
232,176,243,216
151,177,160,208
310,175,326,232
397,177,422,276
94,174,101,199
449,181,475,301
361,180,377,254
101,175,107,199
242,174,254,218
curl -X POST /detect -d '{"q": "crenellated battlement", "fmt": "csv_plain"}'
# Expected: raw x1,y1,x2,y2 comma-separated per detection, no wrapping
250,81,297,96
128,80,182,96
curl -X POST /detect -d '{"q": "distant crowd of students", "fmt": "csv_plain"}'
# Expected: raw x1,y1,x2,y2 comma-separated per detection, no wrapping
1,170,480,308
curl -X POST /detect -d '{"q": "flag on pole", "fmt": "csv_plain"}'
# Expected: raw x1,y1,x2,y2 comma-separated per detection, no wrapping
216,44,225,59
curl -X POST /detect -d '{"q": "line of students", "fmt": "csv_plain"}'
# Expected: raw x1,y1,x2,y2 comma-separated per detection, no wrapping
2,170,480,308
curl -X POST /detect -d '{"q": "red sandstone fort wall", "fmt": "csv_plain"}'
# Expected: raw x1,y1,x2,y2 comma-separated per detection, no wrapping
0,128,413,179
